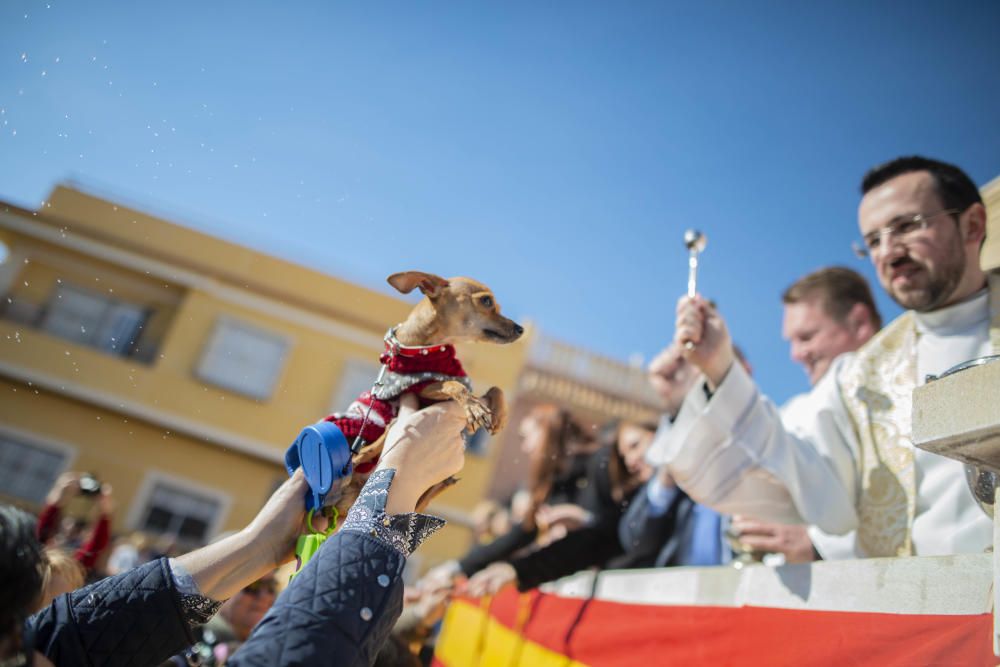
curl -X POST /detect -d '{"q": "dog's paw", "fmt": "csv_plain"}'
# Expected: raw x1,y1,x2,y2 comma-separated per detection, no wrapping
463,394,493,434
483,386,507,435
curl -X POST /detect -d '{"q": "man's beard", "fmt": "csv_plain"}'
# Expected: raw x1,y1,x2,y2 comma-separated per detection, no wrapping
884,240,965,312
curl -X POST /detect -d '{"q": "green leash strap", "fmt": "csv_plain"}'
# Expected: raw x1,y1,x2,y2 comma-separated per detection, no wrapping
290,505,338,581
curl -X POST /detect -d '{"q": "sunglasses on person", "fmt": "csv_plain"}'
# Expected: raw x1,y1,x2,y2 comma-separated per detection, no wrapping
242,578,278,596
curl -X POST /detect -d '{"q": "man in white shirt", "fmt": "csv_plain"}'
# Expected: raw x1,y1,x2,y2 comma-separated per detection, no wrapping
656,156,996,558
730,266,881,562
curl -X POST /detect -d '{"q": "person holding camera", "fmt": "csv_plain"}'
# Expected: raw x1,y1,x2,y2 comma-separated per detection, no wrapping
36,471,114,575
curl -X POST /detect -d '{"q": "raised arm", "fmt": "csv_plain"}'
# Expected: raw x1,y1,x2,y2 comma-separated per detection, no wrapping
656,295,860,534
229,401,467,667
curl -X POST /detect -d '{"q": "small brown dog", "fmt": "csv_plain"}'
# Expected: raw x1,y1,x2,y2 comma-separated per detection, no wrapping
326,270,523,511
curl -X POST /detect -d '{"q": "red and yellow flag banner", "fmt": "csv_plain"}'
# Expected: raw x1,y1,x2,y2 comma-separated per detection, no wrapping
434,557,994,666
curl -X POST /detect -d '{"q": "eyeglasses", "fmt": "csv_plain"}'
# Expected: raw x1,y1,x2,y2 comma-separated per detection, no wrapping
852,208,960,259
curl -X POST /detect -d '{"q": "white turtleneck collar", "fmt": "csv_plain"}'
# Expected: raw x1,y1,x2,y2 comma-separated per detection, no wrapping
914,287,989,336
911,285,992,384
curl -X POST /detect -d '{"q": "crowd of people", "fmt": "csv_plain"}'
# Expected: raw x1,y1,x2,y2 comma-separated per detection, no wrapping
0,154,995,665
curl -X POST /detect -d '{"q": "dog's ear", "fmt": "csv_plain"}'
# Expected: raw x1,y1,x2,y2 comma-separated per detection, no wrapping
387,271,449,298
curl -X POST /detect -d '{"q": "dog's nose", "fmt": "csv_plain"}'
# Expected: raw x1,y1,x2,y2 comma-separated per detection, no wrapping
513,324,524,336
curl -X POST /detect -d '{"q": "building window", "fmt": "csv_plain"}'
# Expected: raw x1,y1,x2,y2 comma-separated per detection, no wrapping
40,284,149,357
136,479,223,545
0,435,70,505
329,358,382,413
196,317,289,401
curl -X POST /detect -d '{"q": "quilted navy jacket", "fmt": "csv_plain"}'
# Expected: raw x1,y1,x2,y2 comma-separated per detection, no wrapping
28,535,406,667
230,468,441,667
30,558,195,667
228,530,406,666
27,469,434,667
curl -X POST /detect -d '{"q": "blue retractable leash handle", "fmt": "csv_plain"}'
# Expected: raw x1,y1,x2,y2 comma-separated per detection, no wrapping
284,421,353,579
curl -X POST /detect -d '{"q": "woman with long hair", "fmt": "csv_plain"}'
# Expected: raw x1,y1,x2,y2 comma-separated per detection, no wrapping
466,418,657,595
419,404,597,585
517,404,596,532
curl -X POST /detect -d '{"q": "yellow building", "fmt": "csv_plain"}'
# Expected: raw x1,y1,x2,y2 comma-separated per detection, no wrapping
0,183,529,573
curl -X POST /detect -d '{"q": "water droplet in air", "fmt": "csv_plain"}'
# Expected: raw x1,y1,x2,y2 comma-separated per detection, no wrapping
359,607,373,621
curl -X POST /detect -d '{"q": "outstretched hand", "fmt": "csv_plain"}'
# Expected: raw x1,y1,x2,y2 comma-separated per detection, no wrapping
377,400,467,515
46,472,81,506
418,560,462,593
182,402,467,602
246,400,466,570
674,295,735,388
244,468,318,568
409,584,452,629
176,468,319,601
466,562,518,597
535,503,592,533
730,516,817,564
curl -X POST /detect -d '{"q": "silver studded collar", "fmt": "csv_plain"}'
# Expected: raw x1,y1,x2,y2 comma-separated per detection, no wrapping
384,326,453,357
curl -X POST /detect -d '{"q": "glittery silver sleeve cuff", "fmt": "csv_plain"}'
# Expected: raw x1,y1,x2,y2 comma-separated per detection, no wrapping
179,594,223,628
168,558,223,627
340,468,446,558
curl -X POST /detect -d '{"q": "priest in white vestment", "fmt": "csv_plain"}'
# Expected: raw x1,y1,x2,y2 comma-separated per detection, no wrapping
651,156,998,558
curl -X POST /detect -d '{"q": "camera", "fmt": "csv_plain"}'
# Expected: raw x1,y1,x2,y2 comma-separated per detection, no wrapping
79,473,102,496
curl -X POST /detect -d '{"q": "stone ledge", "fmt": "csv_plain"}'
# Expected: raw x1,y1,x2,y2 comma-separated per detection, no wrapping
912,358,1000,469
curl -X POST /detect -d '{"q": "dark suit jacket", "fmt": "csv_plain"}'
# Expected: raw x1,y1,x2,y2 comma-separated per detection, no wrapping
616,482,697,568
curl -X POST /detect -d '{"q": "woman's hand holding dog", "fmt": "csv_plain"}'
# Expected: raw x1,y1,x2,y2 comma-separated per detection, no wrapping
377,401,468,515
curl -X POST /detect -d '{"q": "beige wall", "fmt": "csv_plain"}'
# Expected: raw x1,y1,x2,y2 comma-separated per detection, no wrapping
0,379,284,536
982,174,1000,272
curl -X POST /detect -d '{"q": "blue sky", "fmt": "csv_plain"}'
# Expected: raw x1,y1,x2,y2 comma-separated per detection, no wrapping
2,1,999,403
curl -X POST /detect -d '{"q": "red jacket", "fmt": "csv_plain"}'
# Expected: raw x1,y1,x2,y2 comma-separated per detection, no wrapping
36,504,111,572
